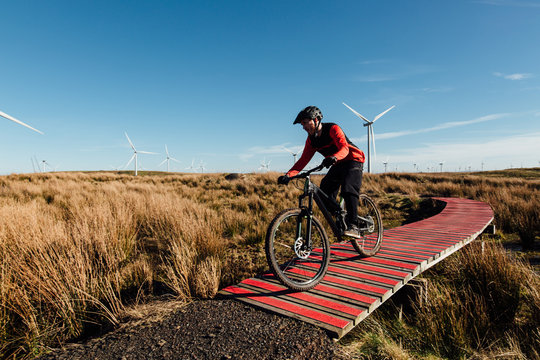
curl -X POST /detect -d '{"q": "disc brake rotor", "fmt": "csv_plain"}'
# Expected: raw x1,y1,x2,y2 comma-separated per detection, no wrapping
294,237,310,259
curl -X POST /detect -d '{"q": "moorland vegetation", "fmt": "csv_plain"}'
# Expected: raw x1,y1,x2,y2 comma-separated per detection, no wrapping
0,168,538,359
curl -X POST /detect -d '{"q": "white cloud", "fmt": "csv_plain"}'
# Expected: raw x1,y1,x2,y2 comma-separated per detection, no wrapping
494,72,534,80
350,113,510,143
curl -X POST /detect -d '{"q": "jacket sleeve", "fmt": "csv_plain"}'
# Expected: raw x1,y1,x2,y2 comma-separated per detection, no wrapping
329,125,350,161
286,138,316,177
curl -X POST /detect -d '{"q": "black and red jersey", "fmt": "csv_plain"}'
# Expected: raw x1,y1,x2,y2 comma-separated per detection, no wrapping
286,122,365,177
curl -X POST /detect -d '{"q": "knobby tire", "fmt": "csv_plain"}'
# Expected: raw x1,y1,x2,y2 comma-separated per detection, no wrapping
350,194,384,257
265,208,330,291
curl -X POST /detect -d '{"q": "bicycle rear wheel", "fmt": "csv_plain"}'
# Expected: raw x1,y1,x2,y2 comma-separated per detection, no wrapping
265,208,330,291
350,194,383,257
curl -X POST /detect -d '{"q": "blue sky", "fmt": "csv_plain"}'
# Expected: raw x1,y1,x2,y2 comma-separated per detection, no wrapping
1,0,539,174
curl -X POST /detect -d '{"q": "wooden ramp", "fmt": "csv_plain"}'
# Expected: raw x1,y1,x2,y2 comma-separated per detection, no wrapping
219,197,494,338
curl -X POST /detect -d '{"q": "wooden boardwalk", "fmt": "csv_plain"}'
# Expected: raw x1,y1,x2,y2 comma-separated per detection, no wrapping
219,197,494,338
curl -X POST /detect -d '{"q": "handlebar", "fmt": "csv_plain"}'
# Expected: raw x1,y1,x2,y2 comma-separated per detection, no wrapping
289,163,325,180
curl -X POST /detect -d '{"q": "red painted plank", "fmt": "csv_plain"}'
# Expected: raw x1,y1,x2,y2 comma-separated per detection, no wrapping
314,283,378,305
242,278,363,317
223,286,349,329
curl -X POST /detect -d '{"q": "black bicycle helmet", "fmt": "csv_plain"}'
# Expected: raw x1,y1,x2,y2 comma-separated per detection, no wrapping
293,106,323,124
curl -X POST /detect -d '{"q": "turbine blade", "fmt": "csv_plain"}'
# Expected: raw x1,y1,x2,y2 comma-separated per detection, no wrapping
124,132,136,150
138,151,159,155
170,157,181,163
283,146,293,154
373,105,395,122
125,154,135,168
0,110,44,134
165,145,169,156
342,102,370,123
159,159,167,166
34,156,42,172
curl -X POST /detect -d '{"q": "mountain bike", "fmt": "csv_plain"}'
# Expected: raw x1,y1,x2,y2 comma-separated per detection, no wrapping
265,163,383,291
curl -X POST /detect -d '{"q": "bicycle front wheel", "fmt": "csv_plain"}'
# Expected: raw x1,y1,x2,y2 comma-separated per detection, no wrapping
265,208,330,291
350,194,384,257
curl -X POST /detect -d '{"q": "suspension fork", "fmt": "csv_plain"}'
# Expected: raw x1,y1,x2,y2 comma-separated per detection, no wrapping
297,177,314,249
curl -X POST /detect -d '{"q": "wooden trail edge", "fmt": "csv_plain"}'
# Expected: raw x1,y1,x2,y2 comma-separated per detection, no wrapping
219,197,494,338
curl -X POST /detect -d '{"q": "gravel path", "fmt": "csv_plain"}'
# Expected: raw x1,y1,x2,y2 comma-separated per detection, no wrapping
39,299,344,360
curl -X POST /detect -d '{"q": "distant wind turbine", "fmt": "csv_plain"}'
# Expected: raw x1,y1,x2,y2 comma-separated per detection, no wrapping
198,161,206,173
159,145,180,172
186,159,196,171
439,160,445,172
40,160,52,172
382,157,389,173
124,132,158,176
342,102,395,173
259,158,271,172
283,147,300,165
0,110,44,135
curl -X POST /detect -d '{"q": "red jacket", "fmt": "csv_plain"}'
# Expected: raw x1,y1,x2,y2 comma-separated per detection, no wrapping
286,123,365,177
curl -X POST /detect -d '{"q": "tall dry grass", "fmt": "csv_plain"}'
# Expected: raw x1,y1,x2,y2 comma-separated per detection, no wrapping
340,241,539,359
0,171,299,358
368,172,540,249
0,169,538,358
413,241,539,359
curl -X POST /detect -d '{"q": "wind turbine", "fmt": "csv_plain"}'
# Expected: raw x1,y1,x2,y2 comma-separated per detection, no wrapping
382,157,389,173
186,159,196,171
0,110,44,135
342,102,395,173
158,145,180,172
439,160,445,172
198,161,206,173
124,132,158,176
283,147,300,165
259,158,271,172
40,160,52,172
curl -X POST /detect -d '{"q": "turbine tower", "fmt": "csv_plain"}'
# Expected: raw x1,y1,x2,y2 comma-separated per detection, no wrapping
382,157,389,173
159,145,180,172
40,160,52,172
0,110,43,134
439,160,445,172
198,161,206,173
342,102,395,173
124,132,158,176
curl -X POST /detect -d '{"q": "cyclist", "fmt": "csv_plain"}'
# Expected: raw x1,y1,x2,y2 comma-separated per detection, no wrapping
278,106,366,238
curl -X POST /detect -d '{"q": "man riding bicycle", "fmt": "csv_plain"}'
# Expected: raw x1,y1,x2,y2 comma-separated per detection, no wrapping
278,105,366,238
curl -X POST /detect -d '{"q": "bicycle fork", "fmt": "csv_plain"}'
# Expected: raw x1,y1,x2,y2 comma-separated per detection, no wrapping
296,181,315,255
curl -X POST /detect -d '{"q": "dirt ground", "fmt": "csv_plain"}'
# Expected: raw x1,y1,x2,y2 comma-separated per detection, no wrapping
38,298,345,360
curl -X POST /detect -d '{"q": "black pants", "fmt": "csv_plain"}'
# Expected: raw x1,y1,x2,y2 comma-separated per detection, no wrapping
320,160,363,226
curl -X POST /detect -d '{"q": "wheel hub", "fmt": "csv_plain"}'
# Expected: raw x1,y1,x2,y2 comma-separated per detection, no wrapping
294,237,310,259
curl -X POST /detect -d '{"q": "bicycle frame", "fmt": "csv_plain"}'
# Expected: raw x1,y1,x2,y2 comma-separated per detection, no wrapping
296,172,346,241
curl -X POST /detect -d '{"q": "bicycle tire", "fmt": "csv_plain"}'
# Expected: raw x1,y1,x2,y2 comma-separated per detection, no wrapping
265,208,330,291
350,194,384,257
